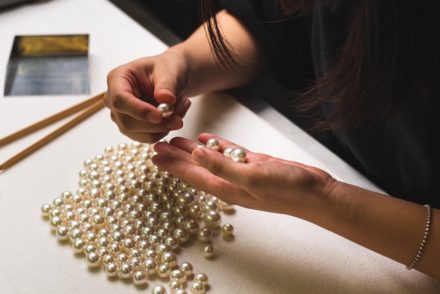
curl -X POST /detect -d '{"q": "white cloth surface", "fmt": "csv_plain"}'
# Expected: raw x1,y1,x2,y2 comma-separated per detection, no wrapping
0,0,439,293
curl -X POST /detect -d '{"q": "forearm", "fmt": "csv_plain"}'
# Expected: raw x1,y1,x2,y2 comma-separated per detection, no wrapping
167,10,265,97
308,181,440,279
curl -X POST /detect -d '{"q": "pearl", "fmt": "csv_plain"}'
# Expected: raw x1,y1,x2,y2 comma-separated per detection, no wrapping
205,138,220,151
157,103,174,118
102,254,115,264
72,239,86,254
222,223,234,236
203,244,215,258
190,282,205,294
50,216,62,229
86,252,101,268
105,262,118,278
158,263,171,278
198,228,211,243
223,147,233,158
152,285,167,294
204,210,220,227
161,252,177,266
53,197,64,207
144,258,157,275
118,263,133,279
230,148,246,163
41,203,52,217
133,270,148,286
180,262,193,277
56,226,69,241
170,269,186,283
84,244,97,254
194,273,209,285
170,280,182,292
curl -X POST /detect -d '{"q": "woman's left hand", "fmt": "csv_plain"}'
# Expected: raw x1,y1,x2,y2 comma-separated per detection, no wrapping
152,133,336,217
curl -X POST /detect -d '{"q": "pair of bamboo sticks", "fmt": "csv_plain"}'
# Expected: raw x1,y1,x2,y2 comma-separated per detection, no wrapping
0,92,106,172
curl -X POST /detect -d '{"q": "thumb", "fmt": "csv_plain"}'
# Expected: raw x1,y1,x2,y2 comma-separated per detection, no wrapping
192,147,248,185
153,77,178,105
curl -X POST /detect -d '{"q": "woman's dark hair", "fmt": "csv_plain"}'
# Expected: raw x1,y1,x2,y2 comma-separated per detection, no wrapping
199,0,439,129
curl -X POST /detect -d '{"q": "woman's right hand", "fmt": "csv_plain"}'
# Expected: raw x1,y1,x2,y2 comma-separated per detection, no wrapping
104,50,192,143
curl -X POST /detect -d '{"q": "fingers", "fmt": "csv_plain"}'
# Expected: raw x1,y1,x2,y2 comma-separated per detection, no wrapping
110,98,190,133
153,142,251,205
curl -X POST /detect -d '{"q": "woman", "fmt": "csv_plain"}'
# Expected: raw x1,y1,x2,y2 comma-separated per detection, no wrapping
104,1,440,279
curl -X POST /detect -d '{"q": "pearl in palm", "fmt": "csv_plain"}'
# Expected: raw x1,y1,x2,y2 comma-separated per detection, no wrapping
205,138,220,151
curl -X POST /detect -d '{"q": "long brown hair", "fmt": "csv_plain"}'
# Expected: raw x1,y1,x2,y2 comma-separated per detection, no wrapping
200,0,439,129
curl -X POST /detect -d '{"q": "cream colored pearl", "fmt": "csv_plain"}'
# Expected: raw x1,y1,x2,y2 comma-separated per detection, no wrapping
72,239,86,254
157,103,174,118
204,210,220,227
205,138,220,151
56,226,69,241
161,251,177,266
222,223,234,236
203,244,215,258
105,262,118,278
198,228,212,243
158,263,171,278
170,269,186,283
223,147,233,158
190,281,205,294
179,262,193,277
41,203,52,217
133,270,148,286
118,262,133,279
152,285,167,294
86,252,101,268
230,148,246,163
194,273,209,285
144,258,157,275
170,280,182,292
50,216,62,229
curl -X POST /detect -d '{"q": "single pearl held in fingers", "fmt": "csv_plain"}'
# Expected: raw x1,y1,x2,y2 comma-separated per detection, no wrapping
223,147,233,158
157,103,174,118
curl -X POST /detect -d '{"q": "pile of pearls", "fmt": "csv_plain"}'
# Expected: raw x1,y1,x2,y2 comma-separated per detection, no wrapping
41,141,235,293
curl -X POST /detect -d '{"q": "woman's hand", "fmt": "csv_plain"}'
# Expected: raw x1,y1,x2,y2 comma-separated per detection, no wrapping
104,50,192,143
152,133,336,217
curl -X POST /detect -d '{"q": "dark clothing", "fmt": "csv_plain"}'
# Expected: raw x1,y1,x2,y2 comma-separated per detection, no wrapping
220,0,439,208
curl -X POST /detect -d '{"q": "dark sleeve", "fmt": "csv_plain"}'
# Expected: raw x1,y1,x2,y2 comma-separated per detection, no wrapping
220,0,315,90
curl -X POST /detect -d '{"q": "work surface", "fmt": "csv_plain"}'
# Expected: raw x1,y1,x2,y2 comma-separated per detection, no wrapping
0,0,439,293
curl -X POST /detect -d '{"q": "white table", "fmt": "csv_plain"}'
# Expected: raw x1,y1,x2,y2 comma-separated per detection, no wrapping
0,0,439,293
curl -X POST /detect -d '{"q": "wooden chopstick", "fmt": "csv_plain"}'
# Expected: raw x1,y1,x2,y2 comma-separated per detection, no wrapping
0,99,105,172
0,92,105,148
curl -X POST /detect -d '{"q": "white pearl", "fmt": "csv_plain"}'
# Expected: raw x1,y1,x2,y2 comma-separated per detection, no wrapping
144,258,157,275
179,262,193,277
41,203,52,217
56,226,69,241
72,239,86,254
105,262,118,278
157,103,174,118
205,138,220,151
152,285,167,294
158,263,171,278
86,252,101,268
230,148,246,163
194,273,209,285
203,244,215,258
223,147,233,158
190,281,205,294
133,270,148,286
170,269,186,283
198,228,211,243
118,263,133,279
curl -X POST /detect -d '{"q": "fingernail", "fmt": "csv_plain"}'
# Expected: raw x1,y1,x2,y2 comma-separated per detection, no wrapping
148,112,162,123
184,99,191,109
